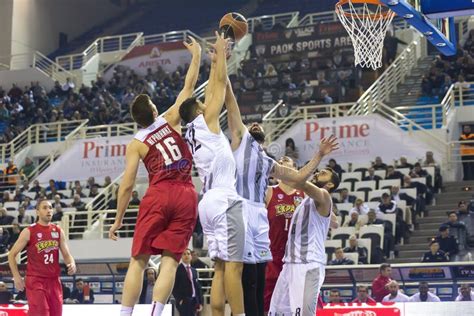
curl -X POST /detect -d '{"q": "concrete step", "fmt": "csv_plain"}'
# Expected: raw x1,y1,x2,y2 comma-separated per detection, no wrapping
419,222,445,230
411,230,439,238
443,181,474,192
397,249,425,259
410,236,434,244
397,244,428,251
417,216,446,223
389,257,421,263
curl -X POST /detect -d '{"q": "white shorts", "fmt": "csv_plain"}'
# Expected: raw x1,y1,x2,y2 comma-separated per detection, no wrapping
199,188,255,263
269,262,325,316
246,200,272,263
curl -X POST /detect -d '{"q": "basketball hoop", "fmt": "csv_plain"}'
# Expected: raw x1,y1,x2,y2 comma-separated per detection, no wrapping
336,0,395,70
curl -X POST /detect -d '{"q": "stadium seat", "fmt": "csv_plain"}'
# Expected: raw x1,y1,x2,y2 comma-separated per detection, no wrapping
336,182,352,192
341,172,362,191
378,213,396,236
400,188,417,200
324,239,343,264
332,251,359,264
411,177,427,185
357,238,372,263
368,189,390,202
395,168,411,176
355,181,376,201
374,170,386,179
367,201,381,211
352,191,366,202
360,225,384,251
331,227,357,247
4,201,19,211
378,179,401,190
335,203,353,212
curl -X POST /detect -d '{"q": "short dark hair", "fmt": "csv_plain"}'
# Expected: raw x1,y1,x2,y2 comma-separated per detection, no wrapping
76,278,83,283
358,285,368,292
325,167,340,193
179,97,199,124
429,240,439,246
131,94,155,127
330,288,340,294
380,263,391,272
382,192,390,199
439,225,449,232
448,211,457,216
458,200,467,206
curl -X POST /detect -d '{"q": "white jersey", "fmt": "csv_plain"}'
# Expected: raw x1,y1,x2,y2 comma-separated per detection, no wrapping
185,114,236,192
233,129,275,204
283,197,331,264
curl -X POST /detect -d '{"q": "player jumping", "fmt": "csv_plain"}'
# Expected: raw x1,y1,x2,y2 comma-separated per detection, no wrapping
224,78,339,316
8,199,76,316
108,36,201,316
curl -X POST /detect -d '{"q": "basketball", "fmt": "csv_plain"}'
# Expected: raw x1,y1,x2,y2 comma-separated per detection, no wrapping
219,12,248,42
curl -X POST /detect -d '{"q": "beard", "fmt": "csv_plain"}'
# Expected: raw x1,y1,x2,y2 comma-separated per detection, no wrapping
249,129,265,143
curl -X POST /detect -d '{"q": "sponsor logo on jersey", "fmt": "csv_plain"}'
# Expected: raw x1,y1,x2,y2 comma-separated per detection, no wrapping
36,233,42,239
293,195,303,206
277,194,284,199
51,232,59,239
36,240,59,253
275,204,296,218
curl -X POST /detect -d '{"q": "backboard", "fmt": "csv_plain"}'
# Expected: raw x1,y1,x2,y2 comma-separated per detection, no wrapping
381,0,474,56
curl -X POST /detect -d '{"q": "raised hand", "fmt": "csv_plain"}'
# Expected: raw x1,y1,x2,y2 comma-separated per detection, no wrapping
183,36,201,57
108,220,123,241
319,135,339,156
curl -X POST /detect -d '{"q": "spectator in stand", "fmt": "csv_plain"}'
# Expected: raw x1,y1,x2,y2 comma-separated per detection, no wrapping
0,208,14,226
459,125,474,181
88,185,100,198
421,241,448,262
382,281,409,303
363,167,382,185
373,157,387,171
410,163,430,182
70,279,94,304
20,179,30,193
403,176,428,215
190,250,209,269
444,211,467,230
320,89,333,104
344,235,368,264
423,151,443,193
8,223,21,249
454,74,471,91
46,179,58,191
329,247,355,265
435,226,459,260
352,285,376,304
139,268,157,304
0,227,9,253
4,160,19,188
396,156,413,170
47,186,64,200
129,191,141,208
264,64,278,77
0,281,13,304
409,282,441,302
328,159,345,176
20,157,35,179
30,180,44,194
86,177,100,189
344,211,364,231
335,188,356,204
21,196,35,211
350,198,370,215
372,264,392,302
53,194,67,208
328,289,343,303
52,205,64,222
383,30,407,66
377,193,397,214
284,138,299,164
13,188,25,202
72,185,86,198
390,185,415,208
70,194,86,211
455,284,474,301
385,165,404,184
0,192,11,204
16,206,34,225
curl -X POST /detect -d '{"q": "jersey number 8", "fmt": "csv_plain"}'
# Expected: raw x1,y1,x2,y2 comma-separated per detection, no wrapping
156,137,183,166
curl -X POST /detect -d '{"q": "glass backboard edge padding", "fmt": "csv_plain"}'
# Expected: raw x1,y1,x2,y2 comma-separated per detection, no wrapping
380,0,456,56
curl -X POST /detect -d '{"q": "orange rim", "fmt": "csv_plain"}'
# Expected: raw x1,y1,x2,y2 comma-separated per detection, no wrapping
336,0,394,20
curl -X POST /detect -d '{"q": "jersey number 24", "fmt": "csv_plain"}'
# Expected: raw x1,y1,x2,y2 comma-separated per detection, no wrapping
156,137,183,166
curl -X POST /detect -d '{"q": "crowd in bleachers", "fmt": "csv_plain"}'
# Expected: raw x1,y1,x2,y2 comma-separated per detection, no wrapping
421,29,474,100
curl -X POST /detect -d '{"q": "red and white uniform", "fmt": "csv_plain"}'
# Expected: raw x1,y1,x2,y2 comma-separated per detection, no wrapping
132,117,197,261
26,223,63,316
264,185,304,312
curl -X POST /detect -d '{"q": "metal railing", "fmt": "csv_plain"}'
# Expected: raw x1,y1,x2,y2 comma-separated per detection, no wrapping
71,122,138,140
0,120,88,164
449,140,474,165
56,32,143,71
143,30,202,46
347,40,421,116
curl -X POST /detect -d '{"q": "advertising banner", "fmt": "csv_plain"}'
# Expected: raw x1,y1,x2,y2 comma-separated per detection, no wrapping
37,136,147,182
267,115,439,166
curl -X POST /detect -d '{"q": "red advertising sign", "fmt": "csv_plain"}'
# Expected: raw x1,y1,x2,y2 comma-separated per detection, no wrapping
0,305,28,315
318,306,401,316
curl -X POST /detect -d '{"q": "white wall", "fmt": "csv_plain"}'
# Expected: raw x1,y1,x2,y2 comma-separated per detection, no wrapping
68,238,133,260
10,0,124,61
0,68,55,90
0,0,13,59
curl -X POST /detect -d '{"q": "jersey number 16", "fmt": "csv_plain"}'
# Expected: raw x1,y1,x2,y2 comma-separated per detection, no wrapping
156,137,183,166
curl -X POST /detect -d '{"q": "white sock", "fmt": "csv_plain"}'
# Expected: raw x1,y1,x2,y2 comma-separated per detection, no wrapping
120,306,133,316
235,314,246,316
150,301,165,316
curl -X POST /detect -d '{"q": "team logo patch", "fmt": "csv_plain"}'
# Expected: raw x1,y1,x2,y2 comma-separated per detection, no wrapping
294,196,303,206
37,233,42,239
51,232,59,238
277,194,284,199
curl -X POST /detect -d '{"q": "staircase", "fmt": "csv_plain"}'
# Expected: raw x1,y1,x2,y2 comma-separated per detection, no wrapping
391,181,474,263
387,55,435,108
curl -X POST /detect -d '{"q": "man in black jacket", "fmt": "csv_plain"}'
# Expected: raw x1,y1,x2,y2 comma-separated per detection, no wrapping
172,249,203,316
344,236,369,264
139,268,157,304
435,225,459,260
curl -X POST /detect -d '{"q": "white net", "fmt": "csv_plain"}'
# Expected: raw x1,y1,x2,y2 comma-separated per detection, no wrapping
336,0,395,70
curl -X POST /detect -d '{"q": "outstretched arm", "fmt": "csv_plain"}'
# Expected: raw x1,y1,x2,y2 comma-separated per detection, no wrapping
109,140,141,240
272,136,339,189
204,32,230,134
225,77,246,150
164,36,202,128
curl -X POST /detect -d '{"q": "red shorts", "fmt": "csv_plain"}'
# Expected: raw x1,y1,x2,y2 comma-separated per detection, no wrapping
264,254,284,312
132,181,198,261
26,276,62,316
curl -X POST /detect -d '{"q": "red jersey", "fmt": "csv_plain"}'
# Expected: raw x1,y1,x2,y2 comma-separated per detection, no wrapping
26,223,61,278
371,274,391,302
267,185,305,257
135,117,193,185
